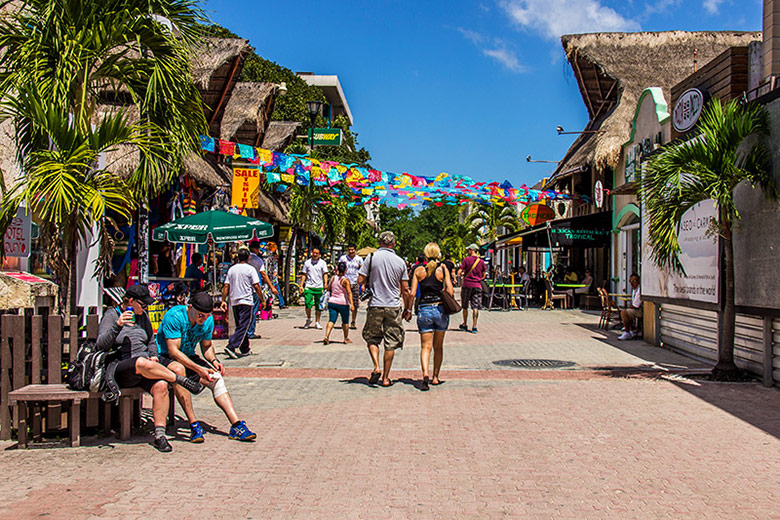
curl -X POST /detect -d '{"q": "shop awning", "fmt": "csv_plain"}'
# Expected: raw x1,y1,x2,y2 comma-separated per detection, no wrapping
496,232,523,250
519,211,611,249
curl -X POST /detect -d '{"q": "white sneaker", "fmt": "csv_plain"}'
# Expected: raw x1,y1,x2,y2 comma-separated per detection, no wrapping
618,331,632,341
314,322,322,330
303,319,312,329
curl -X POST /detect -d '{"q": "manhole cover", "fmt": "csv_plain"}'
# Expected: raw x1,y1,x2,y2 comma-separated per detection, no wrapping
493,359,576,369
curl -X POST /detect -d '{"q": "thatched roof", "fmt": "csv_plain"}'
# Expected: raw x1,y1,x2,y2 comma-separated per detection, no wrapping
220,82,276,144
192,38,251,138
261,121,301,151
551,31,761,182
102,144,226,188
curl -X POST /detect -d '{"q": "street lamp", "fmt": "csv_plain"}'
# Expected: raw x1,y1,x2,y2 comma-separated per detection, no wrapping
306,100,322,150
526,155,560,164
556,125,606,135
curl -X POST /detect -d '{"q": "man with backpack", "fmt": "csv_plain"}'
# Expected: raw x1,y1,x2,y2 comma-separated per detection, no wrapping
157,291,256,443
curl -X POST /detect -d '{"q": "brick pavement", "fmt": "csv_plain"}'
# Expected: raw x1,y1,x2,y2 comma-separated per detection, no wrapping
1,308,779,518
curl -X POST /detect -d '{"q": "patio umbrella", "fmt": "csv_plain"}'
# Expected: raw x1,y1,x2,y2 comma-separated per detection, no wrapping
152,210,274,244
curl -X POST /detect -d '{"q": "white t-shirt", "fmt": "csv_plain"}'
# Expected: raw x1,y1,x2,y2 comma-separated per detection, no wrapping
302,258,328,289
632,286,641,309
226,262,260,306
357,247,408,308
339,254,364,284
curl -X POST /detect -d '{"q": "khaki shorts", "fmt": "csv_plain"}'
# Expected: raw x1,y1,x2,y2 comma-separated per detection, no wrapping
625,307,643,319
362,306,405,350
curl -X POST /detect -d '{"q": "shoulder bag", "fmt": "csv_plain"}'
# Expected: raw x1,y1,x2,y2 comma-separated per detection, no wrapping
359,253,374,302
439,263,462,315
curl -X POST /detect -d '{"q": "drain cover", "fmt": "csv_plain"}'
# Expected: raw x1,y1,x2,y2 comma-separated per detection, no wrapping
493,359,576,369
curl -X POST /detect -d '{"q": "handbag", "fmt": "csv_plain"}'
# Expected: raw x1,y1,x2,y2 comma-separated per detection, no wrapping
440,287,461,315
319,290,329,311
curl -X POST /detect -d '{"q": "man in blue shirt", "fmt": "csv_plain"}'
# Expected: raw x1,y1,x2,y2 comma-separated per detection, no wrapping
157,291,256,443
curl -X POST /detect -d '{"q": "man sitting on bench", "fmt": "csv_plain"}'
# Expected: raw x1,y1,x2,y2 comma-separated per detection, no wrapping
156,291,256,443
97,284,203,452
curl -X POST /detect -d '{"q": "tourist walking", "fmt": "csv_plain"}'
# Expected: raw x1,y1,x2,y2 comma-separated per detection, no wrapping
300,248,329,329
184,252,209,293
222,247,264,358
357,231,410,387
323,261,355,345
96,284,203,452
457,244,486,333
157,292,256,442
247,240,279,339
406,243,454,391
339,243,364,329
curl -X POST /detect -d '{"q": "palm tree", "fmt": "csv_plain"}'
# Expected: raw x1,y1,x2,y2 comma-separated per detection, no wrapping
0,0,207,314
441,221,476,261
467,203,521,244
641,99,776,380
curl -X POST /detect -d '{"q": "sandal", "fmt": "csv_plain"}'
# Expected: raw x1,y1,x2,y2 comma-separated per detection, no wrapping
344,338,352,344
323,338,330,345
381,379,394,387
368,371,381,385
430,379,444,386
420,376,430,391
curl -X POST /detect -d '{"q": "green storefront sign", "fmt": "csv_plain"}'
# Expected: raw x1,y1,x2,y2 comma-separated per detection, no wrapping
311,128,343,146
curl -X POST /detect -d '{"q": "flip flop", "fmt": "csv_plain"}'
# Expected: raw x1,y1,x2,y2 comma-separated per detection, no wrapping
368,372,381,385
323,338,330,345
430,380,445,386
381,379,394,387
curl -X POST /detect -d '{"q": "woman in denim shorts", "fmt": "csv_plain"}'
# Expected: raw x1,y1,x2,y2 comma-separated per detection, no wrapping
406,243,454,391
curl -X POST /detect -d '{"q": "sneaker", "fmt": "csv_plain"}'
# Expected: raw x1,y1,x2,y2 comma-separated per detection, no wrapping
458,323,469,332
180,374,204,395
303,319,312,329
314,322,322,330
471,327,478,334
618,331,633,341
153,435,172,453
238,350,253,357
224,347,239,359
229,420,257,442
190,421,205,443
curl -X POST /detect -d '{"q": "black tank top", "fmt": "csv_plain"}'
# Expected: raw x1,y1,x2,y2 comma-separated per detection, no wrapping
419,262,444,304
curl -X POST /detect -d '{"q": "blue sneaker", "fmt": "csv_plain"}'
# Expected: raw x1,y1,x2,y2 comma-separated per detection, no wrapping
229,420,256,442
189,421,205,443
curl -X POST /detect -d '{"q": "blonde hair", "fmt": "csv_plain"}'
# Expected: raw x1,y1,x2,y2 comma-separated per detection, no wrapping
424,242,441,277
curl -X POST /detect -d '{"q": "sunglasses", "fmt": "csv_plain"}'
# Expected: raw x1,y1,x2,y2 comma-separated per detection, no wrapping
196,312,211,320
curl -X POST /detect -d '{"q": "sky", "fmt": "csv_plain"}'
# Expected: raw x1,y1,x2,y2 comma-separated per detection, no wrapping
205,0,762,187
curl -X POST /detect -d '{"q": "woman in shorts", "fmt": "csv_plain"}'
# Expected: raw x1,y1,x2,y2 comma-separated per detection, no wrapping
407,243,454,391
323,261,355,345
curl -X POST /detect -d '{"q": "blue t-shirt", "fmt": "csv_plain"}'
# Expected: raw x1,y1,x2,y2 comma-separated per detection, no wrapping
156,305,214,357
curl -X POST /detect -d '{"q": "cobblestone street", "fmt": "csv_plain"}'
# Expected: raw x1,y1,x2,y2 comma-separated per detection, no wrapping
2,309,780,519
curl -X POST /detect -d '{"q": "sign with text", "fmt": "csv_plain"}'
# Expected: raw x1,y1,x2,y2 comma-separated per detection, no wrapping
520,204,554,226
641,200,718,303
673,88,704,133
311,128,343,146
4,208,31,258
231,167,261,208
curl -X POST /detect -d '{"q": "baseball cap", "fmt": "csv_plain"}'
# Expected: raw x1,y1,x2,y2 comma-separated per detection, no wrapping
126,284,155,306
466,243,480,251
190,291,214,313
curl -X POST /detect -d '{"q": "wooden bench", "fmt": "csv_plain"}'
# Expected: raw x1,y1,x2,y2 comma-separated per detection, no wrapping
8,384,151,448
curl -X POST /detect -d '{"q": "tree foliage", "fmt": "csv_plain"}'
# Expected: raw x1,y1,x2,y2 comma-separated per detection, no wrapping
379,204,464,261
467,203,521,243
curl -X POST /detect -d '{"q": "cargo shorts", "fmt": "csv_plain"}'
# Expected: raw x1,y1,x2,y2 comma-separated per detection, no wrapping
362,306,405,350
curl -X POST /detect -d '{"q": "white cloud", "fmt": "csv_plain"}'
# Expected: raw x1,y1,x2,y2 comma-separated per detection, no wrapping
500,0,640,40
457,28,527,73
483,47,527,72
703,0,725,14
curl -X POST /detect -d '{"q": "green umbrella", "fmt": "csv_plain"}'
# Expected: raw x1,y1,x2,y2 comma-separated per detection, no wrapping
152,210,274,244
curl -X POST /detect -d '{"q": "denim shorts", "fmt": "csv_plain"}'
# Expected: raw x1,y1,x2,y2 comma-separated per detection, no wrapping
416,303,449,333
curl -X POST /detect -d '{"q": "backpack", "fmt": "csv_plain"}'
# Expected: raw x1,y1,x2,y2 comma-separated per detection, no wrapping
66,340,114,392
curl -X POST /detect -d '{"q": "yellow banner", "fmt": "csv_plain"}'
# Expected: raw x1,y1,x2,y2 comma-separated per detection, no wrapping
232,167,261,208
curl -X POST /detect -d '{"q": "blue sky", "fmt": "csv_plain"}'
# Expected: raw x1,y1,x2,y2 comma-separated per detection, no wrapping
205,0,762,187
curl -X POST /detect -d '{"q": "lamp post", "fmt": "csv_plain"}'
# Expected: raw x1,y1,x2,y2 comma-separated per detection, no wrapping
306,100,322,151
526,155,560,164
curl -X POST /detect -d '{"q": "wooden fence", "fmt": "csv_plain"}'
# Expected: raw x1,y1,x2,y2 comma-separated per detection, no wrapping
0,311,100,440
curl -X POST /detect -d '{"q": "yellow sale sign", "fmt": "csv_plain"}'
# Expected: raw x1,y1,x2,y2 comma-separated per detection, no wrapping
231,167,261,208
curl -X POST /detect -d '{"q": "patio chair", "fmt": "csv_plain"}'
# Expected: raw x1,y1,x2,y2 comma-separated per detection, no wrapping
597,287,622,329
515,281,531,310
543,278,568,309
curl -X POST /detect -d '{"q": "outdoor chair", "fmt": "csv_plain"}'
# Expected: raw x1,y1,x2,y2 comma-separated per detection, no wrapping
543,278,568,309
514,281,531,310
597,287,622,329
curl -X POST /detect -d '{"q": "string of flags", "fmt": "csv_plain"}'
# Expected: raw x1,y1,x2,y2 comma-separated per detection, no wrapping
200,135,591,209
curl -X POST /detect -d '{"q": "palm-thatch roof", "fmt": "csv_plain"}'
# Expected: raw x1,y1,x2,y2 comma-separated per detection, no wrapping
551,31,761,183
220,82,277,145
261,121,301,151
192,38,251,138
